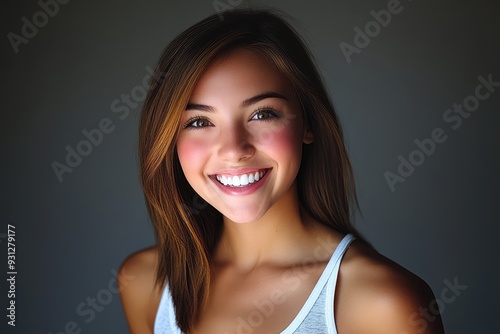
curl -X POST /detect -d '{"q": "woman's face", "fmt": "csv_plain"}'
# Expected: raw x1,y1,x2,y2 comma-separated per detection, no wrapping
176,49,312,223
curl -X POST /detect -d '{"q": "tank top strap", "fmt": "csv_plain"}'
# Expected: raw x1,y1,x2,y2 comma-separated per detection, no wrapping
323,233,356,282
325,233,356,333
281,233,356,333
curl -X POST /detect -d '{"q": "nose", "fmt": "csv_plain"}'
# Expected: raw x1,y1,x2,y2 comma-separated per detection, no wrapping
217,124,255,162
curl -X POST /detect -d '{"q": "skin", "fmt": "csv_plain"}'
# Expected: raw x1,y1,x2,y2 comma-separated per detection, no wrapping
119,49,445,333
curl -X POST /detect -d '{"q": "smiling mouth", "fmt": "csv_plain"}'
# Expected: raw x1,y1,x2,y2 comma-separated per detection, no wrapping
214,169,270,187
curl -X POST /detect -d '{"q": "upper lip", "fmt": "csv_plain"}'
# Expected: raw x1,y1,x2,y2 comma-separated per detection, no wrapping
210,167,271,177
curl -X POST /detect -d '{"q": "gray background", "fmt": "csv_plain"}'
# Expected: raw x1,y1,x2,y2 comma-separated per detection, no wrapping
2,0,499,333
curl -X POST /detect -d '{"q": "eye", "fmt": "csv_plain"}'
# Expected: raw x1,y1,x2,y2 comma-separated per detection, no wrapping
251,107,282,121
183,116,213,129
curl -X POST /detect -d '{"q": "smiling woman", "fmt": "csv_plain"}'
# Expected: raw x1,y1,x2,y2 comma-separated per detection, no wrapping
118,8,445,334
177,49,311,222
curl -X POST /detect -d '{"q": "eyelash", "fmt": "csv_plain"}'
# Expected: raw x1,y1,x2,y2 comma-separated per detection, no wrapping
251,106,282,121
182,106,282,129
182,116,212,129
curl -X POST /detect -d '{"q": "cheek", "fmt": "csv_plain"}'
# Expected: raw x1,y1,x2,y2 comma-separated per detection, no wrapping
177,136,211,175
257,124,303,161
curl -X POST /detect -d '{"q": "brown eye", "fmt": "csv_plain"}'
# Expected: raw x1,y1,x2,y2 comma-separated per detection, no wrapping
184,117,213,129
251,108,281,121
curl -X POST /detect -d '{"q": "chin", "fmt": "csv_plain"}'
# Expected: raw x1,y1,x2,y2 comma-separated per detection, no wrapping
222,206,269,224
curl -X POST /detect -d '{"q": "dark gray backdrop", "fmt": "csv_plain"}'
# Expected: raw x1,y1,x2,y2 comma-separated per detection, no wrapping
2,0,499,333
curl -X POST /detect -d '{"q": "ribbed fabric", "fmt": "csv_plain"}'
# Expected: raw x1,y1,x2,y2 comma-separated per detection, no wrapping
154,233,355,334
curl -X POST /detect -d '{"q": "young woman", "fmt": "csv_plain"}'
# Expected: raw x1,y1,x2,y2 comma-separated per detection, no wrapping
119,9,445,334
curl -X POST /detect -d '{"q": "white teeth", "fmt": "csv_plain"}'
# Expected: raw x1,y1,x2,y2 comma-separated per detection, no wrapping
215,170,267,187
240,174,249,186
232,175,240,186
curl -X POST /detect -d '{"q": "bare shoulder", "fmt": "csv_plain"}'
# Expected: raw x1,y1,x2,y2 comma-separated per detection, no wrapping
118,246,163,334
335,240,445,334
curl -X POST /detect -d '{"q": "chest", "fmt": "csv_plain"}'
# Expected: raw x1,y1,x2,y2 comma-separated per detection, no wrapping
191,263,328,334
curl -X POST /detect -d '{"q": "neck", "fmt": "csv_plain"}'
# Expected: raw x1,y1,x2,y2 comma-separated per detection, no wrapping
214,186,320,271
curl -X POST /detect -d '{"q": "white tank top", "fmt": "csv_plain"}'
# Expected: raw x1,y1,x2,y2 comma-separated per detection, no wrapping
154,233,355,333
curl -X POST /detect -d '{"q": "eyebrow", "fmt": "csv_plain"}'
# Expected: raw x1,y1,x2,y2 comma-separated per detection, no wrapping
185,92,289,112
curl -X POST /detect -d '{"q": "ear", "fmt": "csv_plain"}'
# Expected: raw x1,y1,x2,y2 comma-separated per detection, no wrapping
303,126,314,144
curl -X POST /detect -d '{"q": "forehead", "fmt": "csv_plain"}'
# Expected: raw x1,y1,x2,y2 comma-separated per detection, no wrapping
189,49,294,104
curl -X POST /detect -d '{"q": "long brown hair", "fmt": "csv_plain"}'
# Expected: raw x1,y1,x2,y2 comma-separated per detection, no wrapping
139,8,367,332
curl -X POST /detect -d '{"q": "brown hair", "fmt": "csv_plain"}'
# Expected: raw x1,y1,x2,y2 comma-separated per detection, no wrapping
139,8,367,332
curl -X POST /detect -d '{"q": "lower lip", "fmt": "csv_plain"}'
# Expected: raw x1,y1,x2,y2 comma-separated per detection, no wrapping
210,169,271,196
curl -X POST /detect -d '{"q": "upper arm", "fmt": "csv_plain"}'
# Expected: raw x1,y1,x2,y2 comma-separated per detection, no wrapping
118,247,161,334
359,275,445,334
336,245,445,334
